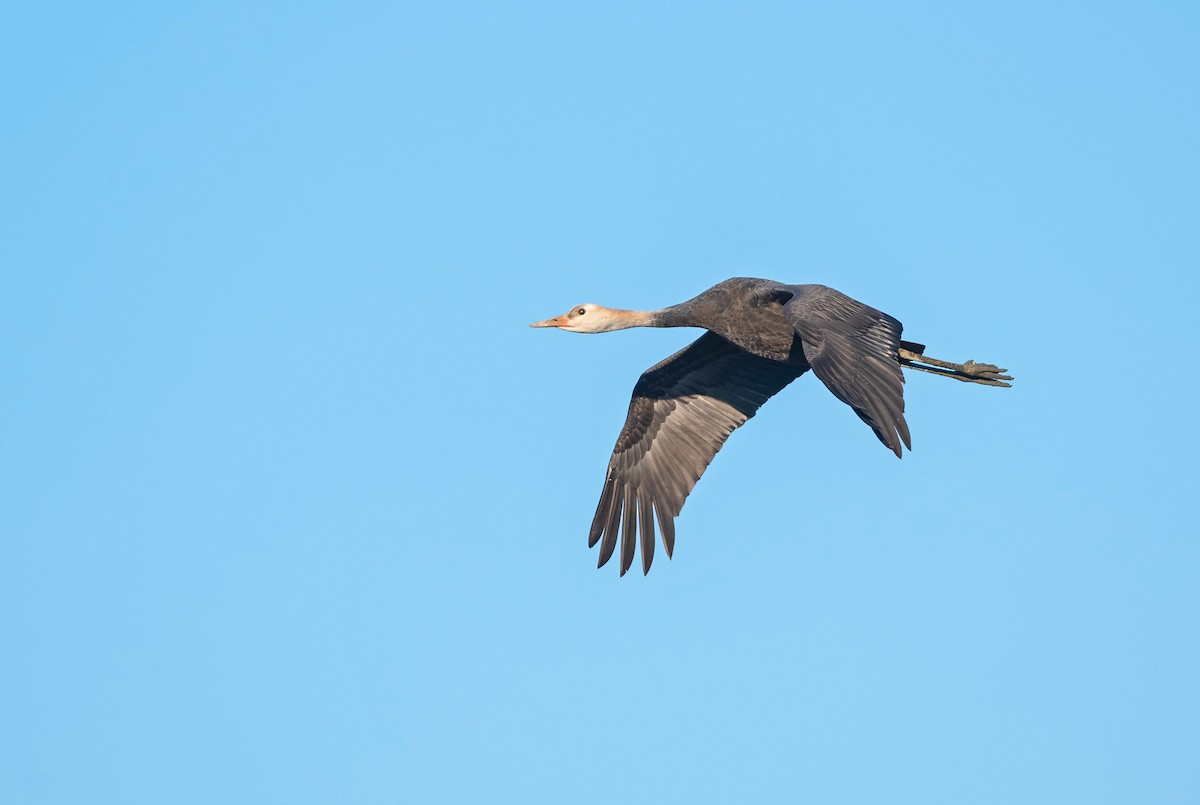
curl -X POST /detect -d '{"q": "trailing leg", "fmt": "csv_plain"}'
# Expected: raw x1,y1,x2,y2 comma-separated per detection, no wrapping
898,346,1013,387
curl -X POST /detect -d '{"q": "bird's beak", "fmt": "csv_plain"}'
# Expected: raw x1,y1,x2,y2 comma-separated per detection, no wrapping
530,315,567,328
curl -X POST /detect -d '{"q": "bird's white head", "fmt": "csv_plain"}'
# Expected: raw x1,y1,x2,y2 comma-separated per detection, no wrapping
530,303,647,333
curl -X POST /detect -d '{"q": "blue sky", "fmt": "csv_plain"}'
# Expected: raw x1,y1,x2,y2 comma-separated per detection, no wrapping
3,2,1198,803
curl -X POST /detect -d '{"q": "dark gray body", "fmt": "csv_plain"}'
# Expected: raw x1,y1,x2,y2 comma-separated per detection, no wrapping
656,278,807,361
590,278,912,576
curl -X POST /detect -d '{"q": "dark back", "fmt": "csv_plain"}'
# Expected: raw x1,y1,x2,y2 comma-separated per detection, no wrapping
670,277,805,362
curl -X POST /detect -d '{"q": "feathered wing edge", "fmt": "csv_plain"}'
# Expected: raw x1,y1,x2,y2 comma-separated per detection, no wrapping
781,287,910,458
589,332,805,575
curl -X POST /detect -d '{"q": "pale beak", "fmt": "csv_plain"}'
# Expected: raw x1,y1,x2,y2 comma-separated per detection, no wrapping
530,315,568,328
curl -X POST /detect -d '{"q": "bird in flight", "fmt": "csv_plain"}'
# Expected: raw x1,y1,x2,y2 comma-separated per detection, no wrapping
531,278,1011,576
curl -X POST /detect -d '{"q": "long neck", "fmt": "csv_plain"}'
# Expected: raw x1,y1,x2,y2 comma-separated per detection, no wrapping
629,304,694,328
593,303,695,333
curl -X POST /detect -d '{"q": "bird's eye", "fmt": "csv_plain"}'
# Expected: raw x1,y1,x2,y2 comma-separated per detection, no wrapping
577,308,586,315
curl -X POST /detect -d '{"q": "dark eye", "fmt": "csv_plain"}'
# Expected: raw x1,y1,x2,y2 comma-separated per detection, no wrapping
577,308,586,315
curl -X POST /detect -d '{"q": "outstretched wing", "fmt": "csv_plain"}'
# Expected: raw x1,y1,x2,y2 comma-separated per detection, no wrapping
781,285,910,458
591,332,806,576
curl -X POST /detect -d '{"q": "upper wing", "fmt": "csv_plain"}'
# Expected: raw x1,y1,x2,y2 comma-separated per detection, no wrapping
591,331,806,576
781,286,910,458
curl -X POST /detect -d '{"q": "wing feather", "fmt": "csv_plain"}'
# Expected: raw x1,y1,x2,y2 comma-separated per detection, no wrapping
638,490,655,575
592,331,805,575
781,286,910,458
597,481,623,567
620,488,638,575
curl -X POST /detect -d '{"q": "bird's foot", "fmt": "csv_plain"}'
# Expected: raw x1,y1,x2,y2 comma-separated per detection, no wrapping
960,360,1012,383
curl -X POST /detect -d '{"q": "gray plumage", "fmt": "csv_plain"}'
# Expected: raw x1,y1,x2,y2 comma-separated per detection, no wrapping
531,277,1011,576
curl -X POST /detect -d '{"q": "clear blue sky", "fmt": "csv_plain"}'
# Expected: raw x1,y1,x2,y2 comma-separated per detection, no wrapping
3,3,1198,803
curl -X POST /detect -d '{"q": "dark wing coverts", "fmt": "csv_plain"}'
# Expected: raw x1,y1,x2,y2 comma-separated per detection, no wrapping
782,285,910,458
590,332,804,575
